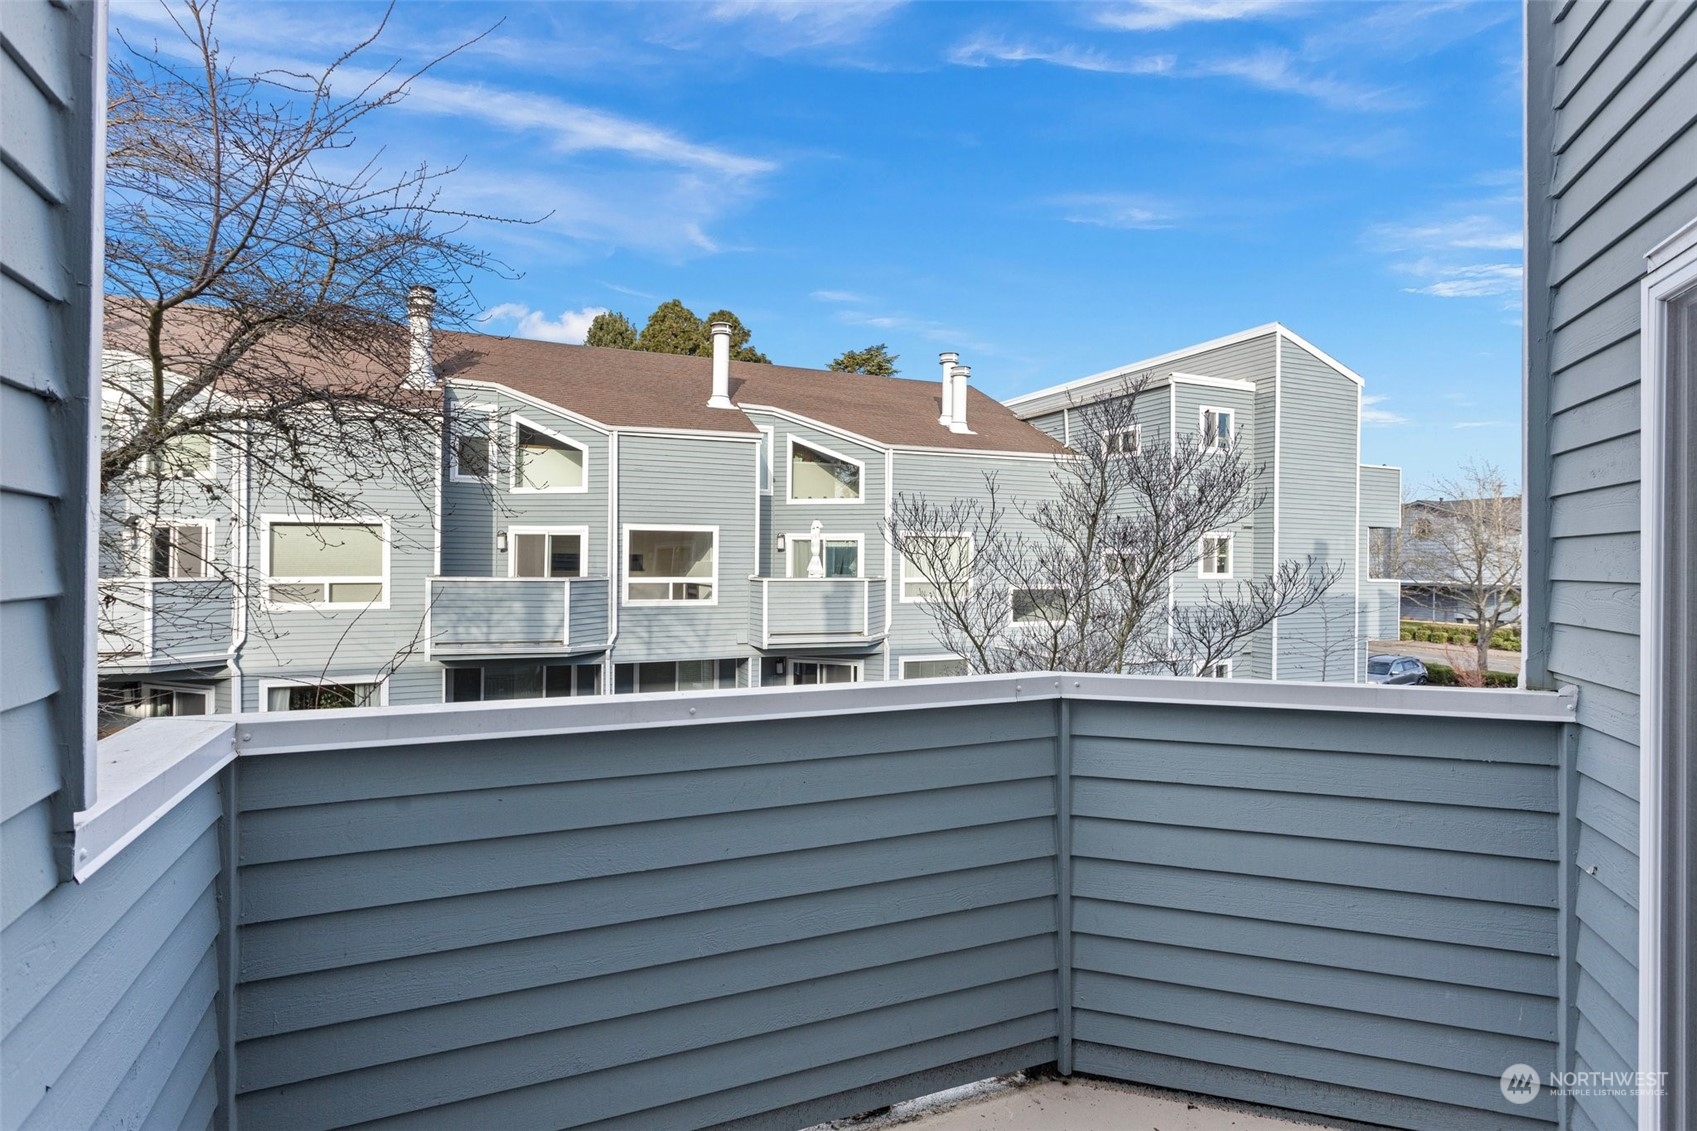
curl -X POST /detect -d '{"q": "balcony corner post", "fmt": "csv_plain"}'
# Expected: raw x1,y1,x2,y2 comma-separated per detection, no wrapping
1054,694,1075,1077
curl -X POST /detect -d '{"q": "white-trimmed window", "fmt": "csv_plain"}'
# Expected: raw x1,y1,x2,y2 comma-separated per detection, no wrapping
790,659,861,685
900,655,969,679
757,424,774,494
613,659,740,693
786,532,861,578
508,527,586,578
264,520,387,607
1199,533,1233,578
1199,660,1233,679
451,412,494,482
1200,407,1235,450
261,679,384,711
1011,587,1067,624
788,437,863,503
125,684,210,719
625,526,716,603
901,534,972,601
444,663,599,702
512,418,587,492
149,432,214,479
147,521,213,579
1105,425,1141,457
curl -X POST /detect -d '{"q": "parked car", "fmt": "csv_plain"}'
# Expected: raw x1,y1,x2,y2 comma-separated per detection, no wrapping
1367,655,1428,685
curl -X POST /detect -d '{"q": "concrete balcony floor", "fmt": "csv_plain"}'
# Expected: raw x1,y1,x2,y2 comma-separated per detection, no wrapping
812,1074,1348,1131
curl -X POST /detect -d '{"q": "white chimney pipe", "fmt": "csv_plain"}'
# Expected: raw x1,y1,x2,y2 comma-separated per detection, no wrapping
949,364,973,433
707,321,734,409
406,285,436,387
938,351,959,426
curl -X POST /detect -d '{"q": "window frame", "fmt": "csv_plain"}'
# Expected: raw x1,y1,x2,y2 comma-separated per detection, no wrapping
756,424,774,495
899,654,969,680
259,515,391,611
787,658,864,686
509,414,589,495
1198,660,1233,679
147,430,217,481
505,525,590,579
257,676,388,712
622,524,720,606
1199,405,1235,451
133,682,212,718
1104,424,1141,457
785,435,866,505
783,530,864,579
449,406,496,484
1198,532,1234,579
900,532,974,603
142,518,215,579
1009,586,1069,626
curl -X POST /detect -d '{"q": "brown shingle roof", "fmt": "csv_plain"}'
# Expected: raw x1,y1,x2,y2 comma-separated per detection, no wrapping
437,332,1067,455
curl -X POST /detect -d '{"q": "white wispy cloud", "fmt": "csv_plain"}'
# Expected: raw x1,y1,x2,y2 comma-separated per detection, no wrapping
479,303,608,344
1453,420,1509,429
1050,193,1180,230
811,289,870,304
1094,0,1307,32
947,34,1173,75
1368,200,1524,301
1367,215,1521,252
705,1,906,50
1195,49,1407,111
1361,394,1409,426
1400,261,1522,298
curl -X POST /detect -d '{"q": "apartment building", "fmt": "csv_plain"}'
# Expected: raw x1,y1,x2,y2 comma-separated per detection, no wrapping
96,307,1397,715
1006,323,1403,681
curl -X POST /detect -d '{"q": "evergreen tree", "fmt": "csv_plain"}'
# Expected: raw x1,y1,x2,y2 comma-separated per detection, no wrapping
827,343,900,377
584,311,638,349
637,299,707,355
703,309,770,363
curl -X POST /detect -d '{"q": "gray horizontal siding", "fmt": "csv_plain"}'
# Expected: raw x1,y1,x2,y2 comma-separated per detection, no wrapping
1066,699,1563,1130
231,700,1063,1129
1,775,225,1131
1528,3,1697,1124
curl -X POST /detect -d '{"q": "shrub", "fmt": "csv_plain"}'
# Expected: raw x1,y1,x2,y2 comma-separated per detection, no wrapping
1422,661,1515,688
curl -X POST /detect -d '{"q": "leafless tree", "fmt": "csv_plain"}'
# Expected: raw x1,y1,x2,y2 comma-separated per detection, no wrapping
1403,461,1523,674
884,375,1343,676
97,0,524,692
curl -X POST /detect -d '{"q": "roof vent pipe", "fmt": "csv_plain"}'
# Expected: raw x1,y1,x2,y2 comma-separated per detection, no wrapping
949,364,973,433
406,285,436,387
938,351,959,426
708,321,734,409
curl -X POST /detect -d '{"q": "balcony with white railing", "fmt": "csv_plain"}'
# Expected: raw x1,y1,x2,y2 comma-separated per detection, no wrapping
426,575,611,658
750,576,887,650
95,578,234,672
48,674,1576,1131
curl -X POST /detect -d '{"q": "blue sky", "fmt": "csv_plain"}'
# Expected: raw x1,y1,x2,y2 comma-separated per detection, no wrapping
111,0,1526,493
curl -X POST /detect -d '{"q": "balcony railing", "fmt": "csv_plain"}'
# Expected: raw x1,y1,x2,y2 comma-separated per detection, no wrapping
95,578,233,670
48,675,1576,1131
750,576,887,648
426,576,611,658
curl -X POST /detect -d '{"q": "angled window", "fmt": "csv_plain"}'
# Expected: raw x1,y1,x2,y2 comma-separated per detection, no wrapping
786,533,861,578
148,522,212,578
788,438,862,502
1104,425,1141,457
626,526,716,603
149,432,214,478
900,534,972,602
513,419,586,492
1200,407,1235,450
757,425,774,494
510,528,585,578
265,520,386,606
1199,533,1233,578
1011,587,1067,624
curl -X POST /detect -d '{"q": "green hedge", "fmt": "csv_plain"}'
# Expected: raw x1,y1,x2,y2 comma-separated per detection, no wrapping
1399,619,1521,652
1423,662,1517,688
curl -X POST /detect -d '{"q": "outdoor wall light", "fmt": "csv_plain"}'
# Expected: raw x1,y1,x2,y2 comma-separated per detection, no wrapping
775,533,787,553
773,660,786,676
496,531,508,552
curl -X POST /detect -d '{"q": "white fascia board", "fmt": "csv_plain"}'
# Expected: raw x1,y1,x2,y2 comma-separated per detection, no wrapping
613,426,761,442
1169,372,1258,393
1003,323,1284,416
889,444,1073,461
445,378,613,435
738,404,890,454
